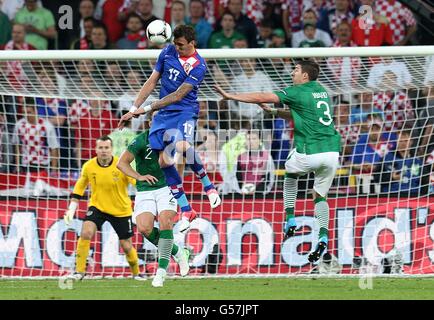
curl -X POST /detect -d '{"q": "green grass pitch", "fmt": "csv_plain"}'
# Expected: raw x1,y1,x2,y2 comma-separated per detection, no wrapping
1,277,433,300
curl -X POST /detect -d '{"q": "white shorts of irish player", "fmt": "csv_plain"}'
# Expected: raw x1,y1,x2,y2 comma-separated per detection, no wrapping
132,186,177,224
285,149,340,197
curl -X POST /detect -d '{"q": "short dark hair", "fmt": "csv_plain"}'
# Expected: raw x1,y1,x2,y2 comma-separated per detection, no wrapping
297,59,320,81
83,17,97,25
127,13,143,23
173,24,196,43
97,135,112,145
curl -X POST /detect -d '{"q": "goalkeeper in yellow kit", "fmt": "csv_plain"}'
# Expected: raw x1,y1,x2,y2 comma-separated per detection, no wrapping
64,135,146,281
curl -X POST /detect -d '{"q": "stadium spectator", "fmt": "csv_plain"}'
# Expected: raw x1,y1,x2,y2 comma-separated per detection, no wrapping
136,0,160,30
269,28,286,48
372,71,415,131
75,0,96,39
377,129,423,195
350,91,384,129
12,96,59,173
228,58,276,125
208,12,246,48
236,130,275,195
186,0,213,49
351,0,393,47
291,9,332,48
14,0,57,50
256,19,273,48
218,128,248,194
367,57,412,90
0,9,11,46
95,0,126,44
74,96,118,165
89,23,112,49
334,101,360,164
423,56,434,87
184,128,223,194
375,0,416,45
298,23,327,47
415,88,434,157
71,17,97,50
109,112,137,160
117,69,147,131
321,0,354,39
326,21,361,90
0,24,36,89
36,67,77,170
116,13,147,49
0,105,12,173
216,0,258,48
1,0,26,21
118,0,139,22
351,117,396,174
170,1,187,30
281,0,304,42
261,1,283,30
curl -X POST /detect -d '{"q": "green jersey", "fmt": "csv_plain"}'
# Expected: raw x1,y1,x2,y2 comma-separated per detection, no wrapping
127,130,167,192
274,81,341,155
15,7,55,50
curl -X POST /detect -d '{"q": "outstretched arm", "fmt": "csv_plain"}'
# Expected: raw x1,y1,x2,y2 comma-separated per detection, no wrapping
131,82,194,117
258,103,292,120
214,85,280,104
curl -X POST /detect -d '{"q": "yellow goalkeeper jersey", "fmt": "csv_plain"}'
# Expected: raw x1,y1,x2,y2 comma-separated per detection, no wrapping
73,156,135,217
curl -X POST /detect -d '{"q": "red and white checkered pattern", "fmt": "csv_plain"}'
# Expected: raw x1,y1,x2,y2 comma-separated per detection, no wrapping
373,90,415,131
245,0,263,26
281,0,304,32
13,118,58,166
68,100,90,127
327,40,361,86
337,123,360,147
375,0,416,44
328,10,354,37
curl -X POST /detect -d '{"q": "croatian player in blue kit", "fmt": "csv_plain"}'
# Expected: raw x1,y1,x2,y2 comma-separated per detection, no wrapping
119,25,221,232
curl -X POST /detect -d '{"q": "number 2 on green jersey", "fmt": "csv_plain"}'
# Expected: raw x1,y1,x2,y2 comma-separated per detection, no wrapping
317,101,332,126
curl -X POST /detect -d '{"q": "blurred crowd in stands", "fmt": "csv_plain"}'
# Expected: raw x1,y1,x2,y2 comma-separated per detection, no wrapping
0,0,425,51
0,0,433,198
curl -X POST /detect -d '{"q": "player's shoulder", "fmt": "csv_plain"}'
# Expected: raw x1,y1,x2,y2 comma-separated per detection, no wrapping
162,44,176,57
129,130,149,147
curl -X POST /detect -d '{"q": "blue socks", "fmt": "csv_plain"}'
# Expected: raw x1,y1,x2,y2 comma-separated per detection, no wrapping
184,147,214,192
161,165,192,212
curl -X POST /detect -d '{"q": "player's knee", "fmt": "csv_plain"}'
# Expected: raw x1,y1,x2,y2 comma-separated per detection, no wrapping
80,229,94,240
137,224,153,237
120,240,133,252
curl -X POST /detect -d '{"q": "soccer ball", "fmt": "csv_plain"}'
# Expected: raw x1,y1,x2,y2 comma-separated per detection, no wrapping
241,183,256,195
146,20,172,45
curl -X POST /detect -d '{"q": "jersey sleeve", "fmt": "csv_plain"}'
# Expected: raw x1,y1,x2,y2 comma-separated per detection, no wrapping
127,135,144,158
184,64,206,87
273,86,298,106
154,45,170,73
73,162,89,196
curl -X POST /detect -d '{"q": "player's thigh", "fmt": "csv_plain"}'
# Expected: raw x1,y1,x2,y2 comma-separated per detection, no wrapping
285,149,310,177
173,113,197,150
107,215,134,240
155,187,177,230
82,206,106,238
311,152,340,197
133,191,158,224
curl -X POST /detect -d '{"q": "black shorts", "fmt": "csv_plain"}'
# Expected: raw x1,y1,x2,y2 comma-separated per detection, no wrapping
84,206,133,240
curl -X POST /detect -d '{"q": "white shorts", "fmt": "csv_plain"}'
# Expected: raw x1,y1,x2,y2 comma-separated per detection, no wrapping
285,150,340,197
132,186,177,224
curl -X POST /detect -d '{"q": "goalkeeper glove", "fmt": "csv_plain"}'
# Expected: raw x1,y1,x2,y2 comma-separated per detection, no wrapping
64,201,78,225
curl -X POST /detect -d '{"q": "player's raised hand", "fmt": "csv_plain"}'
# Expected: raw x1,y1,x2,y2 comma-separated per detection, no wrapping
258,103,273,113
118,112,134,129
214,85,231,100
137,174,158,184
